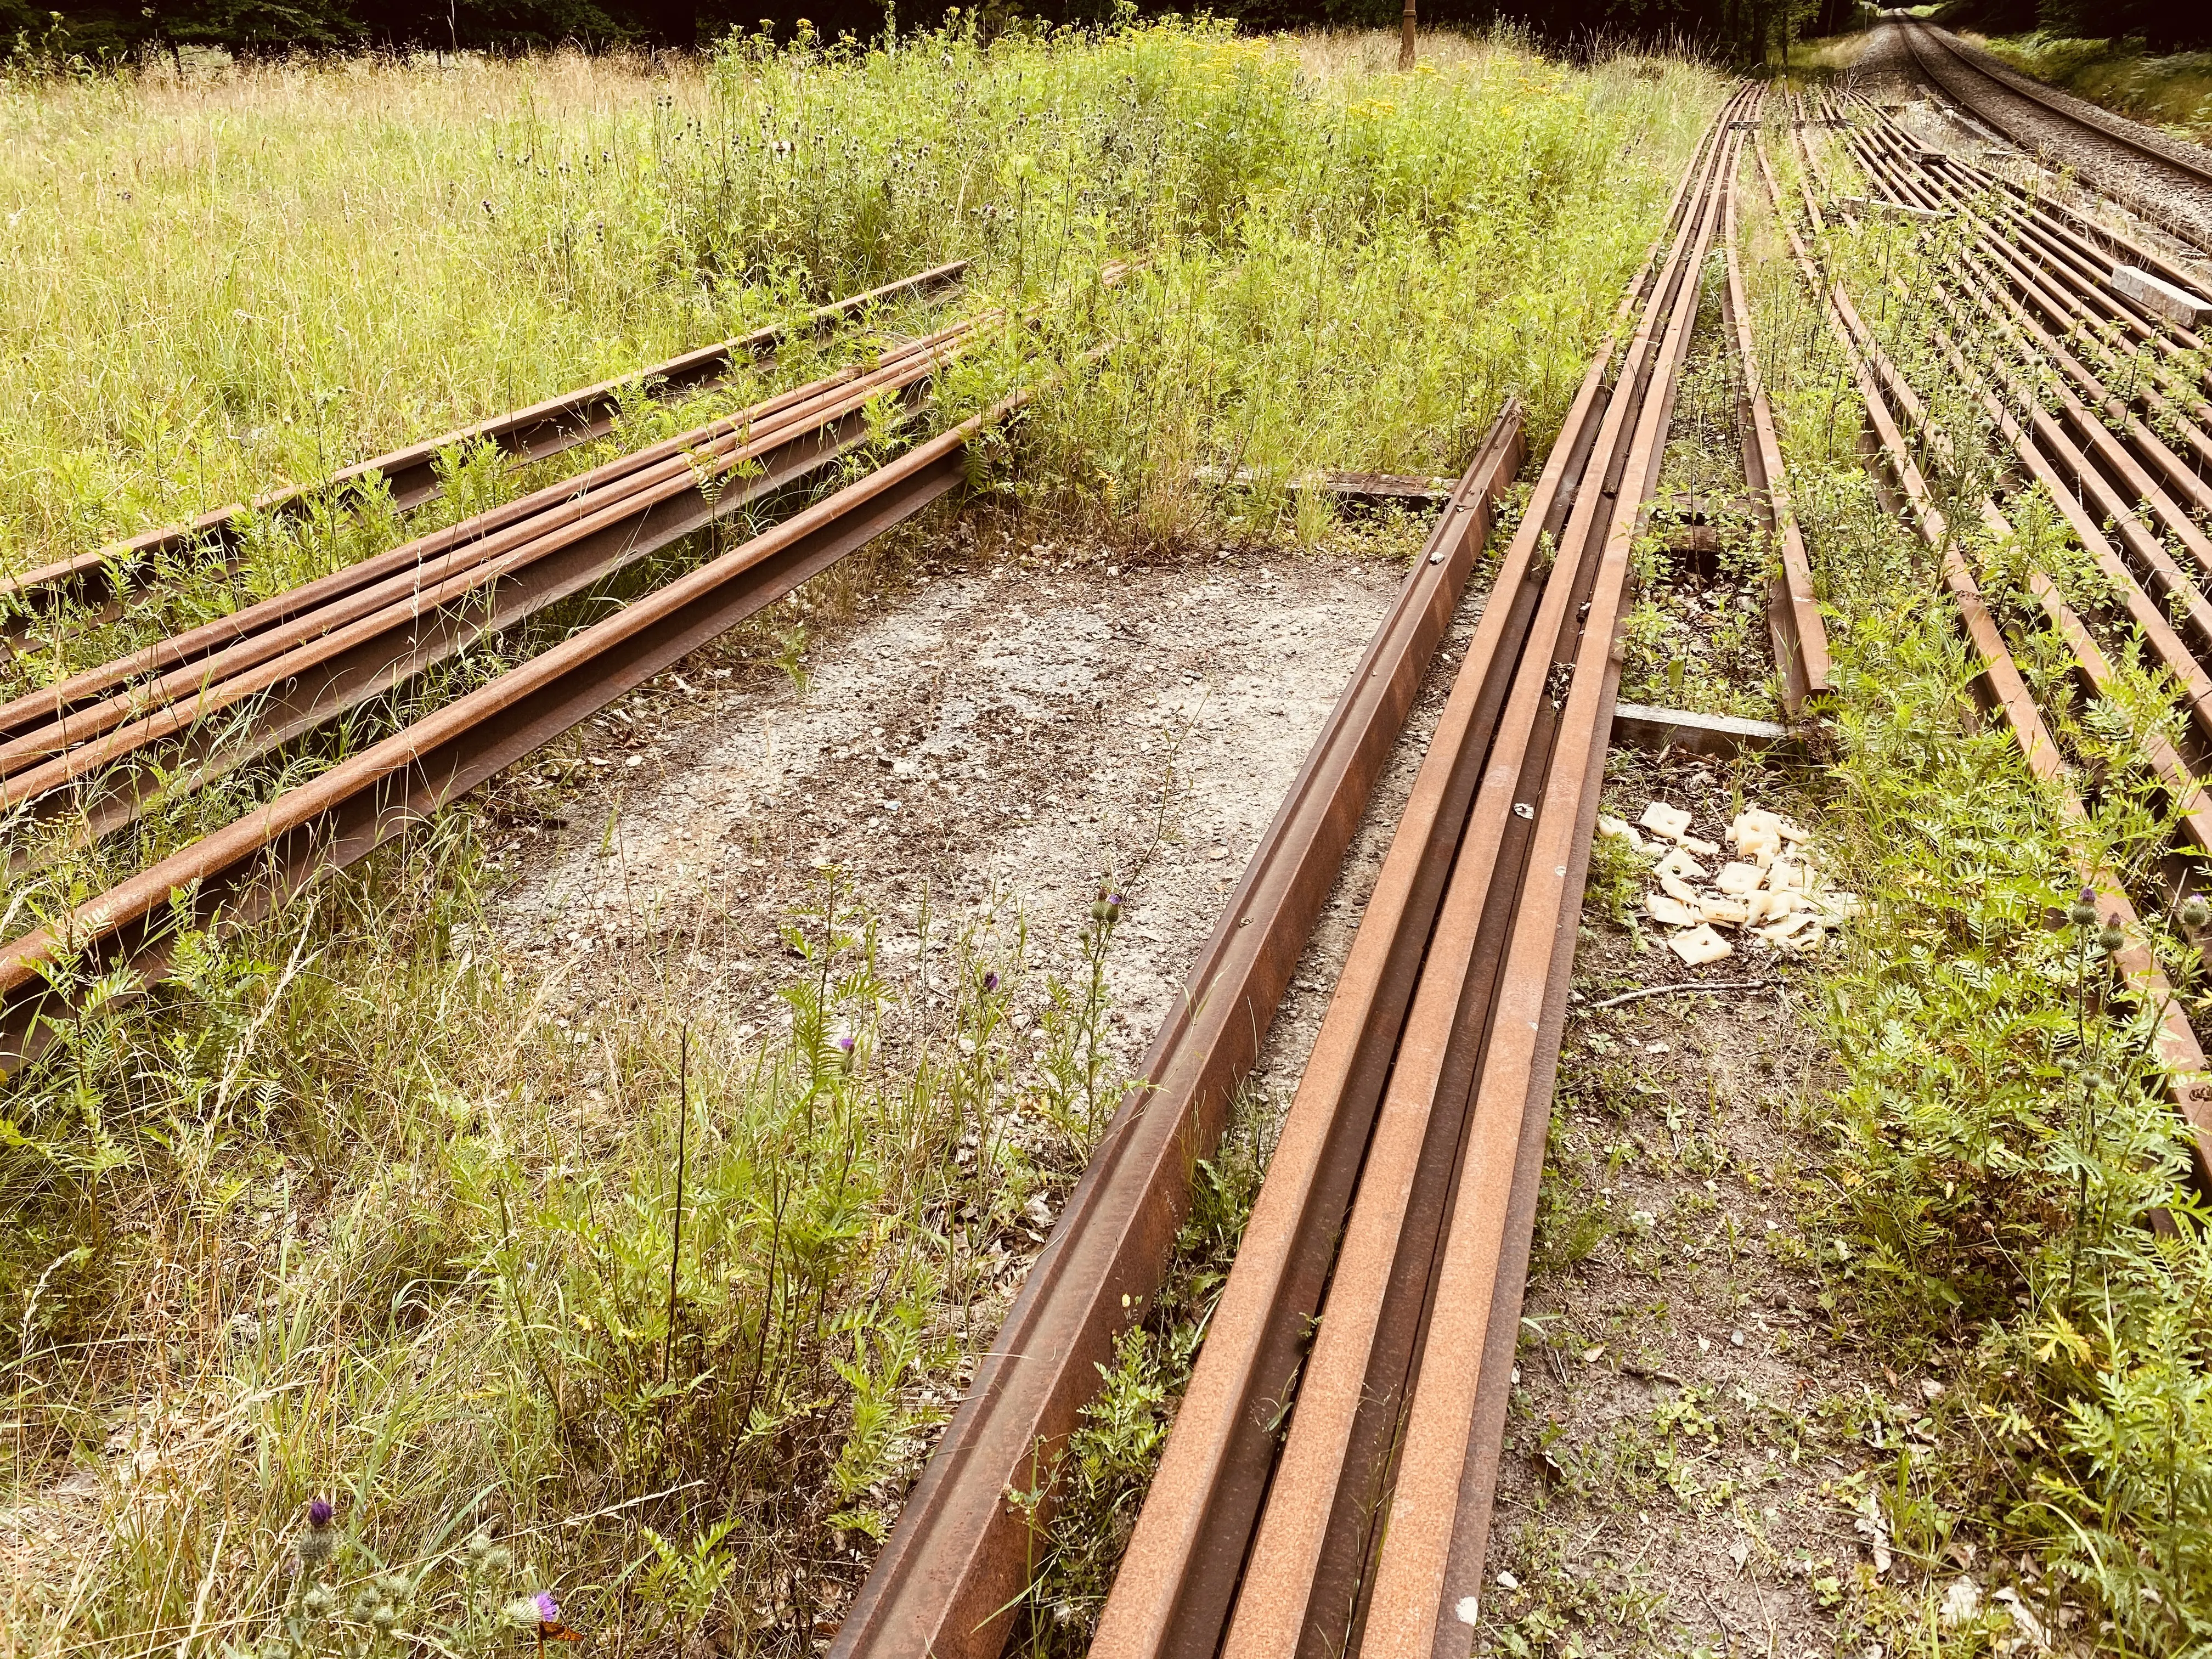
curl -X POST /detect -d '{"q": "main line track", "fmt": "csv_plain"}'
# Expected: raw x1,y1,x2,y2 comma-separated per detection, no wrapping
1892,18,2212,254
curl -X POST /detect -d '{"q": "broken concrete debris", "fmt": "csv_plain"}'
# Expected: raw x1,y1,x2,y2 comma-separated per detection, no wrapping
1624,800,1858,961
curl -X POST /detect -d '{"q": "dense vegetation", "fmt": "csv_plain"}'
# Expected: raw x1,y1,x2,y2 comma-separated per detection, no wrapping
1935,0,2212,55
0,22,1723,1656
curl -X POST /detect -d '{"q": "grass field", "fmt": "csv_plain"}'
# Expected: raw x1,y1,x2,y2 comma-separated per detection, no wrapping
0,24,1728,1658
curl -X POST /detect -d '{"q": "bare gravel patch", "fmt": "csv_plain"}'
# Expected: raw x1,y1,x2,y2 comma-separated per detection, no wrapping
481,510,1429,1091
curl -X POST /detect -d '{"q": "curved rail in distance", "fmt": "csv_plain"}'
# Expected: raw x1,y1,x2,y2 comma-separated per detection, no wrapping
1897,19,2212,221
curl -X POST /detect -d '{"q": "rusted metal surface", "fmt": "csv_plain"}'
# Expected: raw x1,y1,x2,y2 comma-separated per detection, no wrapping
1718,120,1830,719
1758,125,2212,1181
1354,116,1742,1659
828,398,1528,1659
1088,162,1688,1659
1223,110,1739,1659
1081,97,1743,1659
0,262,967,640
0,326,976,868
0,388,1027,1073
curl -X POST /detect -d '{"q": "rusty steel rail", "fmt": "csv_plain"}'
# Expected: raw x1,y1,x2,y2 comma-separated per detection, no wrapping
1799,115,2212,847
0,322,981,867
1718,126,1830,719
0,372,1065,1073
0,261,968,644
829,396,1531,1659
1757,125,2212,1179
1086,93,1747,1659
1834,108,2212,572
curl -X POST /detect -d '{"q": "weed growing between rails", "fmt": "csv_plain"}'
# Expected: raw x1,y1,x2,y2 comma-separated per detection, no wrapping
0,805,1137,1656
1736,127,2212,1649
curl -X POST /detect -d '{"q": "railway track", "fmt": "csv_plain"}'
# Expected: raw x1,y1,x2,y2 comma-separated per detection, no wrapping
1891,18,2212,253
1765,89,2212,1174
0,314,988,871
0,263,969,658
0,326,1094,1069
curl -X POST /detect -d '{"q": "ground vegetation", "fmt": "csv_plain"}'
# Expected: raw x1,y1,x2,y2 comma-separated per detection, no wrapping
0,22,1725,1657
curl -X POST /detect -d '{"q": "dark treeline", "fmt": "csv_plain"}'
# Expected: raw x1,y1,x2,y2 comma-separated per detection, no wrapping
1936,0,2208,54
0,0,1863,64
4,0,2204,69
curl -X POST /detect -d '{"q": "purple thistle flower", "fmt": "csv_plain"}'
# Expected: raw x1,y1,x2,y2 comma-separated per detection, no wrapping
297,1498,337,1568
536,1591,561,1624
836,1035,855,1053
983,972,998,992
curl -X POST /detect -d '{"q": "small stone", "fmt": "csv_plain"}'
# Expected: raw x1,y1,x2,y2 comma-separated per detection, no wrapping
1496,1571,1520,1591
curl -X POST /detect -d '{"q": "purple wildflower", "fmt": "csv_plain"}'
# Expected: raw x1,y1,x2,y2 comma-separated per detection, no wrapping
297,1497,337,1568
836,1035,855,1053
983,971,999,992
536,1591,561,1624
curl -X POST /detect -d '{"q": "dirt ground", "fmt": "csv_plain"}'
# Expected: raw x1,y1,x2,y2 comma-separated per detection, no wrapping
1478,744,1954,1659
478,509,1432,1086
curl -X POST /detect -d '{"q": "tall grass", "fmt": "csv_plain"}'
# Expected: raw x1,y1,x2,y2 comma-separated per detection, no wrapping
0,23,1725,1657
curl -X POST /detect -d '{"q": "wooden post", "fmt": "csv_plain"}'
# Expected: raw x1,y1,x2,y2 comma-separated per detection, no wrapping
1399,0,1416,70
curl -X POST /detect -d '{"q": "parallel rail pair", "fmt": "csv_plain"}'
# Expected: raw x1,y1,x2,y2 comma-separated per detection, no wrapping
1893,19,2212,250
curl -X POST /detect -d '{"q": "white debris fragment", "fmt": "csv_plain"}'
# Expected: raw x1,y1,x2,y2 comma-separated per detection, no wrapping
1596,814,1646,851
1669,924,1734,966
1699,895,1752,927
1639,801,1692,842
1941,1577,1982,1627
1659,872,1702,905
1680,834,1720,857
1714,861,1765,895
1647,892,1700,927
